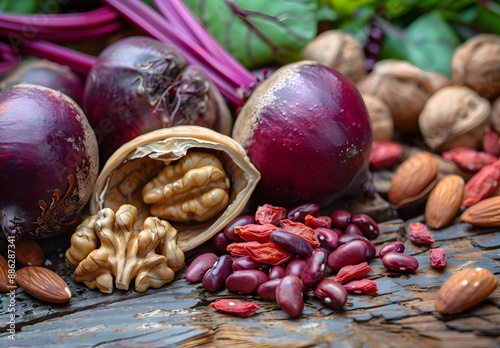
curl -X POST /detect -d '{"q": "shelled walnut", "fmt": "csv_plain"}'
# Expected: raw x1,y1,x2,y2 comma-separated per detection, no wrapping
65,204,184,293
90,125,261,252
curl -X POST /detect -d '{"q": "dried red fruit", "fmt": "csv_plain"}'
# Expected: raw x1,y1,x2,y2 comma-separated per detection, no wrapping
304,214,332,228
429,248,447,269
234,223,278,243
226,241,261,257
461,160,500,208
441,147,497,171
245,242,294,265
343,279,378,295
482,127,500,157
279,219,321,247
369,140,404,169
407,222,434,245
334,262,371,283
210,299,259,318
255,204,287,225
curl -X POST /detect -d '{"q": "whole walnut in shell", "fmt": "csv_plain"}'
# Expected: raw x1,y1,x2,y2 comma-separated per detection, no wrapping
452,34,500,100
358,59,436,133
490,96,500,134
301,30,367,83
361,93,393,141
419,86,491,152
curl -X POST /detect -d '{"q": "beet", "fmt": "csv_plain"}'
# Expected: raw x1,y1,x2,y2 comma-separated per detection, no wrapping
232,61,374,208
0,84,98,239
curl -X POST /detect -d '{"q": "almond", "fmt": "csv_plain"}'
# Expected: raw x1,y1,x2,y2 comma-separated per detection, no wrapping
460,196,500,227
0,255,15,293
388,151,439,208
15,238,45,266
16,266,72,303
435,267,498,315
425,174,464,229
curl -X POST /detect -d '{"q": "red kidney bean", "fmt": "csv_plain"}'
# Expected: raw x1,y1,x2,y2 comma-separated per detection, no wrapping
350,213,380,240
338,234,376,260
344,224,363,236
213,231,230,255
276,275,304,317
301,249,328,290
257,278,282,300
225,269,268,294
313,278,347,310
287,202,320,222
232,256,268,272
315,227,340,249
378,241,405,258
329,209,351,229
185,252,219,283
382,252,419,273
327,240,367,271
202,254,234,292
286,258,308,277
224,215,255,242
268,265,286,279
270,230,313,258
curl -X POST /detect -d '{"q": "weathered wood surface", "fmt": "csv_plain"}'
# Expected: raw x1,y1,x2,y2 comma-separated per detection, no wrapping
1,212,499,347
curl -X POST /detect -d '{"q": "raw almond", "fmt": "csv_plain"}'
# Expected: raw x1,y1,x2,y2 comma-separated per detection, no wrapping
0,255,15,292
425,174,464,229
460,196,500,227
388,151,439,208
16,266,72,303
435,267,498,315
15,238,45,266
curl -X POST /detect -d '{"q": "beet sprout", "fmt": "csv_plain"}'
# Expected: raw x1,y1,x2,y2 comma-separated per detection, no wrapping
0,42,21,74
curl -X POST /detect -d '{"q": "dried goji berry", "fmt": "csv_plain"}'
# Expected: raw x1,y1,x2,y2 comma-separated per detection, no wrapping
343,279,378,295
369,140,404,169
304,214,332,228
334,262,371,283
462,160,500,208
279,219,321,247
245,242,294,265
210,299,259,318
407,222,434,245
483,127,500,157
226,241,260,257
429,248,447,269
234,223,278,243
441,147,497,172
255,204,287,225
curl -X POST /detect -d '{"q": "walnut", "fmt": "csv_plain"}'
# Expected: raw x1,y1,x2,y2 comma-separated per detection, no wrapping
301,30,367,83
357,59,436,134
490,96,500,134
452,34,500,100
142,151,230,222
65,204,185,293
419,85,491,152
361,93,393,141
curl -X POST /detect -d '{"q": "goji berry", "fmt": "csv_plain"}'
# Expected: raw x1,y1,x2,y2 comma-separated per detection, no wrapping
369,140,404,169
441,147,497,172
343,279,378,295
407,222,434,245
304,214,332,228
334,262,371,283
279,219,321,247
234,223,278,243
245,242,294,265
429,248,447,269
255,204,287,225
462,160,500,208
226,241,260,257
210,299,259,318
483,127,500,157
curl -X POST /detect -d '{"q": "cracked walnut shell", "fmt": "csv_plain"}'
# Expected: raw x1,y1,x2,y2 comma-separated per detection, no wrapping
90,125,260,252
65,204,184,293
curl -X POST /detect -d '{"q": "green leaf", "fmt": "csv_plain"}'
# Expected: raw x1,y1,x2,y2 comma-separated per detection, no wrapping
0,0,38,13
184,0,322,69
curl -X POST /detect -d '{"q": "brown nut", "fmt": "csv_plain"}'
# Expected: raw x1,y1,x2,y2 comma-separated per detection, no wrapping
435,267,498,315
388,152,439,208
425,174,464,229
15,238,45,266
460,196,500,227
16,266,72,303
90,125,260,252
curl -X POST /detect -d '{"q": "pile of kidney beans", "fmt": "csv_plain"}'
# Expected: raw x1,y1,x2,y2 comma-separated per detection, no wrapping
185,203,423,318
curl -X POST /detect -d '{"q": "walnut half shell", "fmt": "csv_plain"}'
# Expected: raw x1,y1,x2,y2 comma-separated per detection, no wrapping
90,125,261,252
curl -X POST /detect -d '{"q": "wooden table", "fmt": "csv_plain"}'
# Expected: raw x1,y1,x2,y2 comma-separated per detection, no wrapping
1,199,499,348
